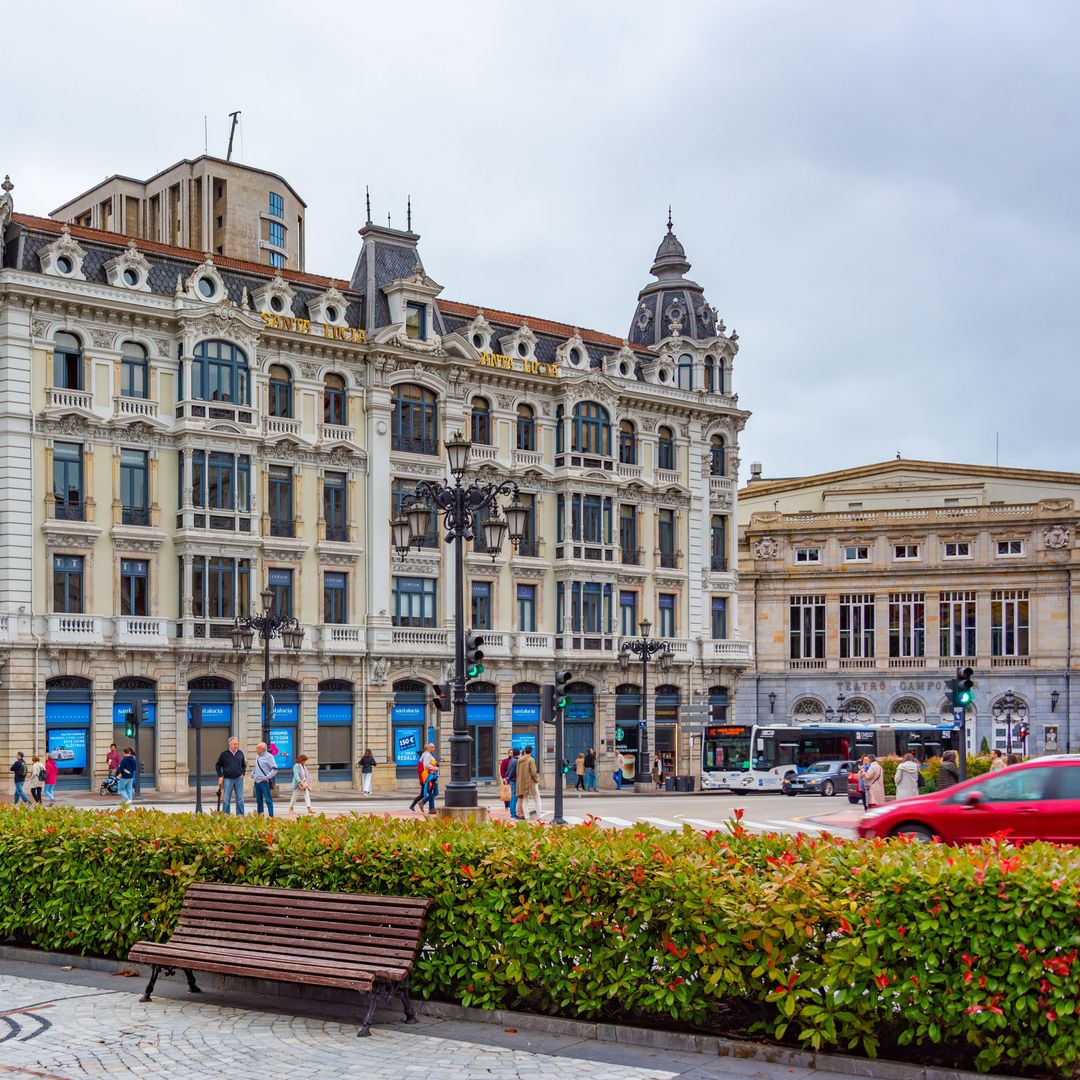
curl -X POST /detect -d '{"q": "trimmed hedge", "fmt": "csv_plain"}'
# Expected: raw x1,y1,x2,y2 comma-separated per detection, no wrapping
1,806,1078,1075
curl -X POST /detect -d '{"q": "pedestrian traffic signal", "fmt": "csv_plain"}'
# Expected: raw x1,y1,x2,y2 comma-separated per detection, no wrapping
432,682,451,712
1015,721,1029,743
465,632,485,680
124,700,143,739
124,711,135,739
955,667,974,707
554,669,572,711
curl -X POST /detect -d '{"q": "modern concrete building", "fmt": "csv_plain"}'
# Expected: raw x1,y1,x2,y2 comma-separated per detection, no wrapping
0,171,751,794
737,459,1079,756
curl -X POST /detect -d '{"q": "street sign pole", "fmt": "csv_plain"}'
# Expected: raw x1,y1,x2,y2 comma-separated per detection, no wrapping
190,704,203,814
131,700,143,799
954,706,967,781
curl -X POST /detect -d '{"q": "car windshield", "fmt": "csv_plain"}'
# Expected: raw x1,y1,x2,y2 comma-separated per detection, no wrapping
808,762,836,773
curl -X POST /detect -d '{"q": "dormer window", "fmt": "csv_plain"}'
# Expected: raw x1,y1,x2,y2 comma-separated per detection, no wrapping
405,301,427,341
197,277,216,300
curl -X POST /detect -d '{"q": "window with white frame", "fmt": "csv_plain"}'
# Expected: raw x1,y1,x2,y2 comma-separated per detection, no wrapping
996,539,1024,557
795,547,820,564
789,595,826,660
939,590,976,659
888,592,925,657
943,542,971,559
894,543,920,561
991,589,1029,657
839,594,875,659
843,545,869,562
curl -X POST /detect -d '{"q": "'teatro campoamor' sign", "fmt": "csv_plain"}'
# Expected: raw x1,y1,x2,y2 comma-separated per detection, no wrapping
477,351,559,378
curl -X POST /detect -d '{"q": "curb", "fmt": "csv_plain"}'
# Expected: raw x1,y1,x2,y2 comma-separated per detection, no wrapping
0,945,1012,1080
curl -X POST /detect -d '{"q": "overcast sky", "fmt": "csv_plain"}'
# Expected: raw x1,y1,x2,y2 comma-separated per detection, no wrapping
5,1,1078,479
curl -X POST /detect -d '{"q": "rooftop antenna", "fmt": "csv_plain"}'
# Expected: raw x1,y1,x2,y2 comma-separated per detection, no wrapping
387,212,391,227
203,115,208,155
667,205,673,231
365,186,372,225
996,431,1000,467
407,195,412,232
226,110,241,162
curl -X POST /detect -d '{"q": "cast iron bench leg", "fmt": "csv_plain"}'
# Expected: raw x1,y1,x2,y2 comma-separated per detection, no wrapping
358,990,378,1037
183,969,201,994
140,966,162,1003
397,983,419,1024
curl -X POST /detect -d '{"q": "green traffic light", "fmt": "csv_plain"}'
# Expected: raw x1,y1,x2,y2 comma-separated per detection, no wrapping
556,696,569,710
467,662,484,679
957,689,973,706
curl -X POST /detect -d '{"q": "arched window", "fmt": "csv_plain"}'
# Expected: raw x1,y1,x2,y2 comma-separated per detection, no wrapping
618,420,636,465
392,383,439,454
53,331,83,390
516,403,535,451
191,340,249,405
323,373,346,425
555,404,564,454
710,515,727,571
657,426,675,471
571,401,611,457
677,353,694,391
268,364,293,418
710,434,726,477
120,342,148,399
470,396,492,445
704,355,716,393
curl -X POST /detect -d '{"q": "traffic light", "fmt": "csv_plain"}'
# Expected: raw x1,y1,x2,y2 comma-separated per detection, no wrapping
1015,721,1029,744
124,711,135,739
465,632,485,680
432,683,451,712
542,684,556,725
554,670,572,711
955,667,974,708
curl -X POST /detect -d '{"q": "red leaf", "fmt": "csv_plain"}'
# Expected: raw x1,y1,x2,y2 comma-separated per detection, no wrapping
874,973,889,990
839,917,852,934
460,865,474,878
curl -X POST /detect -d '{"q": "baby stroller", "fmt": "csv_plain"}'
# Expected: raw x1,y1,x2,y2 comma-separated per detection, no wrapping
99,774,119,797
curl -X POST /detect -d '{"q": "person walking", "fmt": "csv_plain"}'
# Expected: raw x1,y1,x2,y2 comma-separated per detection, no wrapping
584,747,597,792
573,752,586,792
288,754,314,814
358,749,377,796
863,755,885,808
116,747,137,807
410,743,438,813
652,756,664,790
251,742,278,817
937,749,960,790
214,737,247,815
499,749,514,810
857,756,870,810
894,752,921,800
28,756,45,805
612,750,625,791
10,752,30,806
516,745,541,820
105,743,121,778
43,753,58,806
988,749,1006,772
506,747,520,819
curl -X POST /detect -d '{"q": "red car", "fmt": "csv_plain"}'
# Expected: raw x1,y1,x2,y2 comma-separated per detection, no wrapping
856,757,1080,844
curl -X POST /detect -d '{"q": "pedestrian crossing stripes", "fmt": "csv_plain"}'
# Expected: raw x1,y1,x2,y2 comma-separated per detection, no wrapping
544,812,846,836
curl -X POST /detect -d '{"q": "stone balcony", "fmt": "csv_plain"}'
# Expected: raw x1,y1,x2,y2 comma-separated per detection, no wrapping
47,387,94,413
116,616,169,647
114,396,159,421
46,614,103,645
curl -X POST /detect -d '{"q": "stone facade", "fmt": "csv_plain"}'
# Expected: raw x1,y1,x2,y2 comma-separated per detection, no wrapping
737,460,1080,756
0,173,752,793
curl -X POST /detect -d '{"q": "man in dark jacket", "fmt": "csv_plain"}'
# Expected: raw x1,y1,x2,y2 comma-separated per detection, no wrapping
10,752,29,806
937,750,961,790
215,737,247,815
506,748,520,820
584,747,597,792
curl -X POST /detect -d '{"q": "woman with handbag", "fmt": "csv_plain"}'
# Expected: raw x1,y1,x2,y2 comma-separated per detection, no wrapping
358,749,377,796
287,754,314,814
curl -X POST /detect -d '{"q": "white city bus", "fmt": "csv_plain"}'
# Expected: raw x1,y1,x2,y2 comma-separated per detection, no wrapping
701,722,960,792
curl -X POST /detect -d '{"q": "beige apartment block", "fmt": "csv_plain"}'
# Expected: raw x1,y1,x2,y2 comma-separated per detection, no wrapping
737,459,1080,756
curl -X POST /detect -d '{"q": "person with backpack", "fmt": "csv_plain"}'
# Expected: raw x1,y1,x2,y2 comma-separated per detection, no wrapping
10,752,30,806
116,747,138,806
251,741,278,817
43,753,58,806
28,756,45,805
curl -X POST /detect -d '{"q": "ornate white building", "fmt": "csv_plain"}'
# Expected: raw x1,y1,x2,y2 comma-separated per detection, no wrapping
0,173,751,793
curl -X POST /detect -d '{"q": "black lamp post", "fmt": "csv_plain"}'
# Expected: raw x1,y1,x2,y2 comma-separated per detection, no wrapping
824,692,859,725
231,585,304,746
619,619,673,793
991,689,1028,758
391,431,528,810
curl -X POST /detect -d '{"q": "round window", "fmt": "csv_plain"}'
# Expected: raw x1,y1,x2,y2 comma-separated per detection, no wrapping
569,347,581,365
270,295,284,313
122,268,139,287
620,362,630,377
517,342,528,357
472,333,483,349
56,255,73,275
658,370,667,382
325,306,338,323
197,277,216,299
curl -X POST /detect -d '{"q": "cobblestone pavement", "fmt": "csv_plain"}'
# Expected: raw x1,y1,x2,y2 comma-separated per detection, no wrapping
0,964,863,1080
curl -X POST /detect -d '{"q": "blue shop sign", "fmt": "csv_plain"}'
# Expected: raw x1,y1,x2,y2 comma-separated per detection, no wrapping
191,703,232,726
511,732,537,754
260,701,299,724
512,703,540,724
392,703,425,724
45,702,91,728
318,703,353,726
566,703,594,722
268,726,294,769
112,702,157,727
47,727,88,770
395,727,421,765
466,703,495,725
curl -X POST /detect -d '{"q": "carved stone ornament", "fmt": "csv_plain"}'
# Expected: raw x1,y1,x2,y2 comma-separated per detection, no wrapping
464,310,493,352
154,338,171,357
370,657,390,685
32,318,50,339
38,224,88,280
754,537,780,560
90,327,116,350
495,393,515,409
299,362,320,379
498,322,537,363
308,284,348,326
636,300,654,332
182,300,257,355
0,175,12,238
665,300,685,336
555,331,589,371
184,256,228,306
251,272,296,317
1043,524,1071,550
103,239,152,292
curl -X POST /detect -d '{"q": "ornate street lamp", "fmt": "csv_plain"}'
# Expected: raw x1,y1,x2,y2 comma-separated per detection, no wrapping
232,582,304,745
991,689,1029,757
619,617,671,793
393,432,527,809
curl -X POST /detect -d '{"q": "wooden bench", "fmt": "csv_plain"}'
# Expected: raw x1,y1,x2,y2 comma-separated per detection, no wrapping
129,882,432,1036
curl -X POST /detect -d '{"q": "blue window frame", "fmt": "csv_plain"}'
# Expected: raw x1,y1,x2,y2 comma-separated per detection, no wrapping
121,342,148,399
470,396,492,445
658,593,676,638
392,479,436,548
658,509,676,561
189,451,251,512
120,559,149,617
268,252,285,268
657,427,675,471
53,332,82,390
711,596,728,640
268,220,285,248
190,340,250,405
269,191,284,218
515,493,538,556
323,572,347,624
619,505,637,562
677,353,694,390
618,420,636,464
392,577,437,627
405,302,427,341
705,356,715,392
392,383,438,454
710,435,726,476
571,401,611,457
711,515,728,571
516,584,536,632
619,590,638,637
120,448,149,526
268,466,294,537
53,555,84,614
268,365,292,418
325,472,349,542
471,582,492,630
53,441,83,521
572,581,606,633
516,404,535,451
555,404,564,454
192,557,250,619
268,567,293,619
323,374,346,425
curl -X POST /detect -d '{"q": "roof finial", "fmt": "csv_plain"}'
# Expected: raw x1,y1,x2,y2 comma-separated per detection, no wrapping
407,195,412,232
666,205,673,232
365,185,371,225
1,175,13,195
387,212,391,228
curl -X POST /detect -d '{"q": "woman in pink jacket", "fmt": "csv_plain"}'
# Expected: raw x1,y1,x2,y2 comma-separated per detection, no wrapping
43,753,59,806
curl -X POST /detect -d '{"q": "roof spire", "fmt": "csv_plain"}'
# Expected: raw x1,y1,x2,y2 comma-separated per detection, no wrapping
407,195,412,232
365,185,371,225
667,205,673,231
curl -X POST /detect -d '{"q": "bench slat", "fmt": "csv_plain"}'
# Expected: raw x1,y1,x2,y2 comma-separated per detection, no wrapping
129,948,379,990
169,928,418,963
181,895,428,922
183,883,431,912
177,909,426,940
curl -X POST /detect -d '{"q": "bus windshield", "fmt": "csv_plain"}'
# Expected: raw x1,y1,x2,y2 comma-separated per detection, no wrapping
702,725,751,772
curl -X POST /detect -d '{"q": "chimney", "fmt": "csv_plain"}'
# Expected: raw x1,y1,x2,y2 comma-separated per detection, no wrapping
749,461,763,482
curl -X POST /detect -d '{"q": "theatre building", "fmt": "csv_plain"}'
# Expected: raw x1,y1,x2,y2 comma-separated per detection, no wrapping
0,164,752,793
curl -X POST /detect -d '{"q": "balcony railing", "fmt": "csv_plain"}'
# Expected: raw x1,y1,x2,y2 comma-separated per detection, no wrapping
265,416,302,437
514,632,555,655
991,656,1030,668
470,445,498,462
47,614,102,644
659,551,680,569
48,387,93,411
621,548,643,565
710,640,753,661
656,469,681,486
710,555,727,571
121,506,150,527
789,658,827,670
513,538,540,558
320,423,356,444
176,399,254,426
270,517,295,538
889,657,926,669
319,625,365,652
116,616,169,647
115,395,158,420
392,435,439,456
616,463,643,480
390,627,451,648
324,523,351,543
513,449,543,469
54,501,85,522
